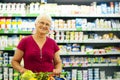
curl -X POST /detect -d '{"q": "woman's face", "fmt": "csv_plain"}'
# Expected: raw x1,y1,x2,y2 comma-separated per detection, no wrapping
35,17,51,34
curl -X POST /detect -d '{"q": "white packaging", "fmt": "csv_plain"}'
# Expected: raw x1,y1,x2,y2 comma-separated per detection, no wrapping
16,3,21,13
0,74,2,79
2,3,7,14
72,69,77,80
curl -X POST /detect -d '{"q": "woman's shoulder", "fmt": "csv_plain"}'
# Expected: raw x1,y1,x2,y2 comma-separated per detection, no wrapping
47,36,55,41
20,35,32,41
47,36,57,43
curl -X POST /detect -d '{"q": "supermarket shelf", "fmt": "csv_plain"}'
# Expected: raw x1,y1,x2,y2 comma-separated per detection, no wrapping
83,39,120,43
88,63,118,67
0,47,16,51
54,14,120,18
57,40,120,43
100,78,120,80
1,0,119,4
63,63,119,68
50,0,120,4
0,29,119,34
55,28,77,31
55,28,120,31
0,64,11,67
0,30,32,34
60,52,120,56
1,13,120,17
0,13,39,17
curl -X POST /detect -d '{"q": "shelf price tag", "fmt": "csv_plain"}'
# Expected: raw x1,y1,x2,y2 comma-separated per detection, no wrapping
7,64,11,67
13,30,18,33
0,64,2,67
8,29,14,33
62,64,65,67
26,13,39,17
0,29,4,33
12,13,21,16
78,63,82,67
76,28,82,31
69,63,73,67
4,47,13,50
4,29,8,33
3,13,8,16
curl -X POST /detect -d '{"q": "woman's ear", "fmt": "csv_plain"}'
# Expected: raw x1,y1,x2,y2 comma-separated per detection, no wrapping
35,23,36,26
35,23,37,28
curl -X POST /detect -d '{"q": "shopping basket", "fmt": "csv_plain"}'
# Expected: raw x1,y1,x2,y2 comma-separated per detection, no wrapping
20,70,67,80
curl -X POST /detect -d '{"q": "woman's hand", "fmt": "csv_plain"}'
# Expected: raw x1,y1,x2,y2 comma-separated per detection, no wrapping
53,69,61,76
19,68,28,74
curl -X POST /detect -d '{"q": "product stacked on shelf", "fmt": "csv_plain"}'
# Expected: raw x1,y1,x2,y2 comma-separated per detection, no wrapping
53,18,120,31
0,35,27,50
0,1,120,16
0,17,120,43
0,51,20,80
0,17,35,33
59,44,120,54
61,55,120,67
64,68,120,80
0,0,120,80
50,31,120,43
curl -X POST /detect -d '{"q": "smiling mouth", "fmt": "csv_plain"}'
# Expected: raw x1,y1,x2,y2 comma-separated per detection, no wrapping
40,27,46,30
40,27,49,33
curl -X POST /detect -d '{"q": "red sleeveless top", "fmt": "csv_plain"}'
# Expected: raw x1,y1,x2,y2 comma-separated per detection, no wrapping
17,35,59,73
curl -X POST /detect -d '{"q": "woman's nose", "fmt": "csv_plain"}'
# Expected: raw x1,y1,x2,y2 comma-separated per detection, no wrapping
42,23,47,27
43,24,46,28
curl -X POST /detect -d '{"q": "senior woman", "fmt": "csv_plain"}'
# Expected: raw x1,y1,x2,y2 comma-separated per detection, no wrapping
11,13,62,75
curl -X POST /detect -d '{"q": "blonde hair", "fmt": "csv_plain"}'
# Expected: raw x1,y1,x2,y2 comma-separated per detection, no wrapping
35,13,52,24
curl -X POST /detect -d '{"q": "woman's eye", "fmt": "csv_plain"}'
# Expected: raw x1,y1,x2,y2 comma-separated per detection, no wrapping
40,22,44,25
38,21,50,27
46,23,50,26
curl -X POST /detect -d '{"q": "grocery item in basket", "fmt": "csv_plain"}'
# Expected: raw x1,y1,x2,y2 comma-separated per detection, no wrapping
47,76,55,80
20,70,36,80
29,77,37,80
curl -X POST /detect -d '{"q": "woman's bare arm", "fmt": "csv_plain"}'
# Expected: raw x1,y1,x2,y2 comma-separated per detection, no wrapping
53,50,62,75
11,48,27,74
